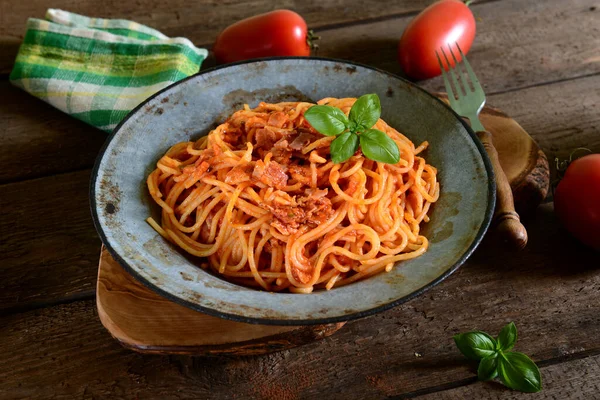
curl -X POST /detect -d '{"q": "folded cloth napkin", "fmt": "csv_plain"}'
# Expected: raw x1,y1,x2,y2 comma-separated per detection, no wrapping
9,9,207,132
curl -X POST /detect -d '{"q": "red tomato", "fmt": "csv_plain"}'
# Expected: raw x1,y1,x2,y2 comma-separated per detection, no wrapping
213,10,313,64
398,0,476,81
554,154,600,250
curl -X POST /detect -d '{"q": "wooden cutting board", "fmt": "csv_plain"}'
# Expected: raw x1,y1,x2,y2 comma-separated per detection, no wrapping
436,93,550,216
96,98,549,355
97,247,346,356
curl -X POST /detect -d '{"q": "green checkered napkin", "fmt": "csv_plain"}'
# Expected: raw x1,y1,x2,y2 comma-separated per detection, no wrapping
10,9,208,132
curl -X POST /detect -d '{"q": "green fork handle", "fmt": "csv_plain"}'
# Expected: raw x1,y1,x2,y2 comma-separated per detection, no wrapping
476,130,529,250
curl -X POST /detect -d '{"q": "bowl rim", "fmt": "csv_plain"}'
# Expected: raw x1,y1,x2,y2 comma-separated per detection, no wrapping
90,56,496,325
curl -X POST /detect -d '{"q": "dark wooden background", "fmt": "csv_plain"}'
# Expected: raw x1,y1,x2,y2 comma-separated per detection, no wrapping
1,0,599,398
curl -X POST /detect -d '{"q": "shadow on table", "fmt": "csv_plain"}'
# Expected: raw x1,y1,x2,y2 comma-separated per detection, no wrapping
467,202,598,279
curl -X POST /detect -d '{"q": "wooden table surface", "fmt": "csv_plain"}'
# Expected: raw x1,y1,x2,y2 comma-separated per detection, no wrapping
1,0,599,398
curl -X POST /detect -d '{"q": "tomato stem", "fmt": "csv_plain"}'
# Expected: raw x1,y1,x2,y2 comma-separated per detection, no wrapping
307,30,320,52
556,147,592,172
464,0,474,6
569,147,592,160
553,148,593,195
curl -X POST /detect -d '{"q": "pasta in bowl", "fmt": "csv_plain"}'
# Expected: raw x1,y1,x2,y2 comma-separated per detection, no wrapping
91,58,494,324
146,98,439,293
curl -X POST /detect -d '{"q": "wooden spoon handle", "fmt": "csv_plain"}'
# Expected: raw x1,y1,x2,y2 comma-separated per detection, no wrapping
477,130,528,250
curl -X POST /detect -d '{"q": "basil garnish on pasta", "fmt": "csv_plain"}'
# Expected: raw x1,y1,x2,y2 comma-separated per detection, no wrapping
304,94,401,164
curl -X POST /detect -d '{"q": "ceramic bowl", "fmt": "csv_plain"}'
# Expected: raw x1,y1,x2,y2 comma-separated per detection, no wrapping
91,58,495,325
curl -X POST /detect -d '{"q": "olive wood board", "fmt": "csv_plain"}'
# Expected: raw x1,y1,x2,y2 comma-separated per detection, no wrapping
97,247,346,356
96,97,549,355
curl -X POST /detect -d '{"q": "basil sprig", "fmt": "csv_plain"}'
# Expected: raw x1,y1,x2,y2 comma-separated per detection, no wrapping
303,94,400,164
454,322,541,393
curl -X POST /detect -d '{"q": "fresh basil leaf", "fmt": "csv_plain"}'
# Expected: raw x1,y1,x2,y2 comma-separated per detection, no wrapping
349,94,381,131
497,322,518,351
498,352,542,393
359,129,400,164
348,120,358,133
330,132,359,164
478,354,499,381
453,331,497,360
304,105,349,136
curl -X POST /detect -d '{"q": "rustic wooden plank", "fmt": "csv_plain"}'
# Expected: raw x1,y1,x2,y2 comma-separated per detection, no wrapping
0,81,106,183
0,203,598,399
0,34,20,77
2,0,597,85
486,75,600,172
1,0,598,183
1,1,597,398
417,352,600,399
321,0,600,93
0,0,462,74
0,170,101,313
1,71,598,315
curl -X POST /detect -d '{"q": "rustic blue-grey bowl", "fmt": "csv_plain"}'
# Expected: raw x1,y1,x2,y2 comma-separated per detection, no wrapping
91,58,495,325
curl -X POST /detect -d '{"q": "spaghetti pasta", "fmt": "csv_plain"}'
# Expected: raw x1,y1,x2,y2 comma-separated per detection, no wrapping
146,98,439,293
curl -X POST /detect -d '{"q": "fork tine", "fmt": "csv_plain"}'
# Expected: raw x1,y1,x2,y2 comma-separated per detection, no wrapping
436,50,460,111
456,42,483,94
448,43,471,96
441,46,466,98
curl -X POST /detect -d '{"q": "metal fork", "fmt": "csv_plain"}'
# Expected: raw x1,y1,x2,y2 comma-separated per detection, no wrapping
437,44,528,250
